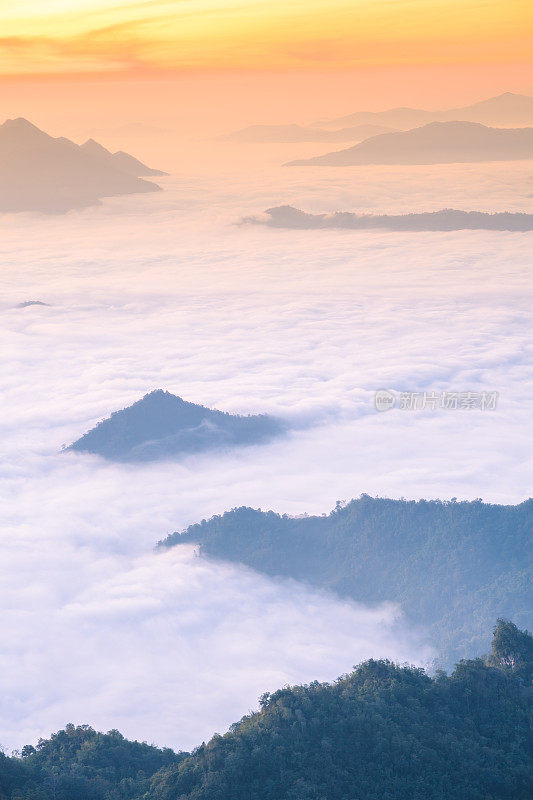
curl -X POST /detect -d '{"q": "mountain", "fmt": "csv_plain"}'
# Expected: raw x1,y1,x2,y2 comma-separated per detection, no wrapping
438,92,533,125
1,622,531,800
148,621,533,800
67,389,287,462
324,92,533,129
223,123,395,142
246,205,533,231
4,622,530,800
161,496,533,664
80,138,168,176
287,121,533,166
0,118,165,213
323,106,433,130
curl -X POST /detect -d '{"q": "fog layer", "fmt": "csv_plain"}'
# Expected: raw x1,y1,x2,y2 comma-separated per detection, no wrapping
1,158,531,752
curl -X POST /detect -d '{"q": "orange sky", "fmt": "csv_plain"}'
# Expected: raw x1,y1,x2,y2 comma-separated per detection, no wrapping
0,0,532,159
2,0,532,78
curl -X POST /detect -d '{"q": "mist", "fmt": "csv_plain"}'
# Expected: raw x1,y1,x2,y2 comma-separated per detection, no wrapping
1,146,531,754
1,535,432,753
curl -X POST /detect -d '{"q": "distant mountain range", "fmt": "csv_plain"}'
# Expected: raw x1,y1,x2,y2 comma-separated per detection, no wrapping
67,389,286,462
226,93,533,145
322,91,533,129
0,118,167,213
15,300,51,308
287,121,533,166
161,496,533,665
246,205,533,231
223,123,395,143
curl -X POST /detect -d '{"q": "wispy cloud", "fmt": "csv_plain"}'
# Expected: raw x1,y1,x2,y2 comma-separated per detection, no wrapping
1,0,531,77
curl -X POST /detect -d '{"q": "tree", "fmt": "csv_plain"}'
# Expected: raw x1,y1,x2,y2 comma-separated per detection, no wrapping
487,618,533,683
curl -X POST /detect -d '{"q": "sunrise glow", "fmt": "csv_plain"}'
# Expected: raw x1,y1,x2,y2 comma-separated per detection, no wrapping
1,0,532,78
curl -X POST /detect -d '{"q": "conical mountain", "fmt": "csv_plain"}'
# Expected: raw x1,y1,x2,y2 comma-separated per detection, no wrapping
67,390,286,461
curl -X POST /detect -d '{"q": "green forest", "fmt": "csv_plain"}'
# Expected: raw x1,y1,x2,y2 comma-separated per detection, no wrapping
0,727,185,800
2,620,532,800
161,495,532,664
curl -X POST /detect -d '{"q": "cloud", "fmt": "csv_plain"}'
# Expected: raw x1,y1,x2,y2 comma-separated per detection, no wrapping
4,0,533,78
0,539,431,753
0,161,531,753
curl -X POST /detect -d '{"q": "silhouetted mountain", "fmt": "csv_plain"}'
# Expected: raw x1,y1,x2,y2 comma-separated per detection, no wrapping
161,496,533,664
0,118,165,213
80,138,168,176
324,106,433,130
287,121,533,166
246,205,533,231
67,390,287,462
438,92,533,124
2,623,531,800
324,92,533,129
223,123,395,142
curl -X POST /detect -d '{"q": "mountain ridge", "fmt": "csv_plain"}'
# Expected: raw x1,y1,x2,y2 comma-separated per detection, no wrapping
0,117,166,212
148,622,533,800
80,137,168,176
323,91,533,129
2,621,530,800
161,495,533,664
287,121,533,166
223,122,396,143
246,205,533,231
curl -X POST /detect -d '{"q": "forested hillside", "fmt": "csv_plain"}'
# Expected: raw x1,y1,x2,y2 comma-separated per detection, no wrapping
2,621,530,800
162,496,532,663
0,726,184,800
148,621,533,800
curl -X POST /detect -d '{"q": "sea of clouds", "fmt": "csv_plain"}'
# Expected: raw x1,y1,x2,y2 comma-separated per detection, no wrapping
1,158,531,752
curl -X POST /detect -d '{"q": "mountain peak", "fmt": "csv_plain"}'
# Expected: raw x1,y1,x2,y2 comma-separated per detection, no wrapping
2,116,39,129
141,389,185,403
67,392,286,461
494,91,529,99
1,117,47,138
81,138,111,155
423,119,486,129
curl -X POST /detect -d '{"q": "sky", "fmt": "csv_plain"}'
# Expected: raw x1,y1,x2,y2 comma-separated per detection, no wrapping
3,0,532,76
1,0,532,151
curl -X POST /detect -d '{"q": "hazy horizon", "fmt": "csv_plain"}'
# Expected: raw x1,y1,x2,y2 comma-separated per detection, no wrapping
2,84,533,174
